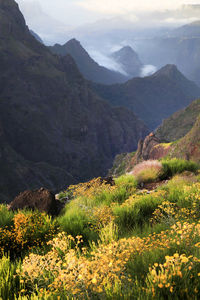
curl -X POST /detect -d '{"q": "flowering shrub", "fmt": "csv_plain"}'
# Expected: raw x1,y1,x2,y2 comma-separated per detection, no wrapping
146,254,200,298
0,211,58,256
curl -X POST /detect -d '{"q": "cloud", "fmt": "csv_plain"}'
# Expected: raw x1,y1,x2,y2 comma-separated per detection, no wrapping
140,65,157,77
77,0,199,15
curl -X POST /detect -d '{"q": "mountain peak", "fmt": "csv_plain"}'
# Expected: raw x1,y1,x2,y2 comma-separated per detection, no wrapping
153,64,181,78
112,45,139,58
0,0,29,38
111,45,142,77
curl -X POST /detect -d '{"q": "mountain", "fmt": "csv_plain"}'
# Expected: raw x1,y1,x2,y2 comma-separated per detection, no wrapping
156,98,200,142
171,20,200,38
137,32,200,86
0,0,148,202
49,39,128,85
91,64,200,130
30,30,43,43
111,46,143,77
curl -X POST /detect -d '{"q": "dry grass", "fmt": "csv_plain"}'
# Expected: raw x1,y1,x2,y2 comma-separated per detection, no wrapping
130,160,163,183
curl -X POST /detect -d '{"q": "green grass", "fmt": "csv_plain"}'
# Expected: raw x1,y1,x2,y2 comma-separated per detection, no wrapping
160,158,199,179
0,205,14,229
0,256,22,300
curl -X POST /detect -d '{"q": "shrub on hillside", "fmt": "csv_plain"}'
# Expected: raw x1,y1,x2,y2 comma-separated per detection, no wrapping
130,160,163,184
160,158,199,180
0,210,58,256
0,205,14,229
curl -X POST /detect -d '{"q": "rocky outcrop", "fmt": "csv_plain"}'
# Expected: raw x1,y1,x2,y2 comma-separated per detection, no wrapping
9,188,63,216
132,132,171,165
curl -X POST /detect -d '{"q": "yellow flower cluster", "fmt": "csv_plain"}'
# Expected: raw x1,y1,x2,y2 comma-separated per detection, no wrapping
0,211,57,255
68,177,116,200
147,253,197,297
87,206,115,232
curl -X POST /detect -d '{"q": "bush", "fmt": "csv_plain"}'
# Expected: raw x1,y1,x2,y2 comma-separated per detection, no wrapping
0,205,14,229
130,160,163,183
57,205,98,243
113,191,165,232
161,158,199,180
0,210,58,257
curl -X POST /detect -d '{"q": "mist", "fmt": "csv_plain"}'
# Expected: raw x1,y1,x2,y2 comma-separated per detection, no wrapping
88,49,128,75
140,65,157,77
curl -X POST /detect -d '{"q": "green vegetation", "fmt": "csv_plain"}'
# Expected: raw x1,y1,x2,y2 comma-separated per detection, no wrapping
156,98,200,142
131,160,163,183
1,159,200,299
161,158,199,179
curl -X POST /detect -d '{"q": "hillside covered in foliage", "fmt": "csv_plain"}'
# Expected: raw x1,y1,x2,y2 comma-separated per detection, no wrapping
1,158,200,299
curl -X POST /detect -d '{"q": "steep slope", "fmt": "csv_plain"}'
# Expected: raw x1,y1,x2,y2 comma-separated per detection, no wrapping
30,30,43,43
111,46,143,77
91,64,200,130
169,114,200,162
49,39,128,85
156,98,200,142
0,0,148,202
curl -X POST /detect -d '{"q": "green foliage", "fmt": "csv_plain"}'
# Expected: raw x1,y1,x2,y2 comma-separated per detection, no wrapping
0,205,14,229
0,210,58,257
160,158,199,179
131,160,163,184
113,192,164,233
0,256,22,300
2,163,200,299
57,205,98,243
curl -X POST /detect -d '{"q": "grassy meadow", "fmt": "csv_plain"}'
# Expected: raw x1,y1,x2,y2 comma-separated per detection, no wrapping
1,158,200,299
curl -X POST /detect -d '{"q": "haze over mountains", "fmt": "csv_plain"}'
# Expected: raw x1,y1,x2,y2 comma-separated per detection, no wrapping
0,0,148,202
49,39,129,84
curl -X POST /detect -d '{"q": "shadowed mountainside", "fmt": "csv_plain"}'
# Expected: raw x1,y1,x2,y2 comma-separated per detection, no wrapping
49,39,128,85
0,0,148,202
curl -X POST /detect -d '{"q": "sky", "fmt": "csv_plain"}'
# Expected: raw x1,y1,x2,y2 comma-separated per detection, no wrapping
17,0,200,27
16,0,200,45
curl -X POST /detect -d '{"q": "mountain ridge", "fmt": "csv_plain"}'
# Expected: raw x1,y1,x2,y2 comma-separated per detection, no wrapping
49,38,129,85
91,64,200,129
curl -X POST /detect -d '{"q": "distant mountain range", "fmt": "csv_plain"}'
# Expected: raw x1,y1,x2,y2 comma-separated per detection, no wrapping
0,0,148,202
137,21,200,86
91,64,200,130
49,39,129,85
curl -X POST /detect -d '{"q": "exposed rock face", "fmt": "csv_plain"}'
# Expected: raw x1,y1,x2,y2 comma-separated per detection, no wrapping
133,132,171,164
91,64,200,130
9,188,62,216
49,39,128,84
0,0,148,202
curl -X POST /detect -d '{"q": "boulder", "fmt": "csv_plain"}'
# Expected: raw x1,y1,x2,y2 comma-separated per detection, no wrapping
9,187,63,216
